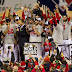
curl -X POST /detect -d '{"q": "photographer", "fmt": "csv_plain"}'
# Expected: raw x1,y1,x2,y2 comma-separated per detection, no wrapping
32,65,46,72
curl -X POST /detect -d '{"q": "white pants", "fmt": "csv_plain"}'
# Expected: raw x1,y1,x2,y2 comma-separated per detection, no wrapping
0,47,3,62
57,45,62,53
14,44,20,62
2,44,14,62
58,40,71,58
62,40,71,58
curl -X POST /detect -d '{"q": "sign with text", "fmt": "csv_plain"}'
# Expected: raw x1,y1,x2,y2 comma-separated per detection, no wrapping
23,42,43,60
24,43,37,55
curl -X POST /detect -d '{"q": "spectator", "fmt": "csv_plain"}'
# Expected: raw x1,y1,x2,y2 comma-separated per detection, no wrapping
7,66,13,72
1,70,6,72
27,68,32,72
32,65,46,72
18,69,23,72
69,64,72,72
3,64,8,71
13,66,18,72
0,61,3,71
18,61,26,72
42,57,50,72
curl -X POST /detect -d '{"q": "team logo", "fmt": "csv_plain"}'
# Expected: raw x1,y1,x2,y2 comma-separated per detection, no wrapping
52,0,72,12
8,27,13,35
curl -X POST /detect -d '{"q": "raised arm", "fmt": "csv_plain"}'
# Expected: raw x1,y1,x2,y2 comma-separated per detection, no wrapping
11,7,16,15
40,5,47,21
8,7,11,19
0,9,6,24
64,6,71,22
55,5,60,14
64,5,69,17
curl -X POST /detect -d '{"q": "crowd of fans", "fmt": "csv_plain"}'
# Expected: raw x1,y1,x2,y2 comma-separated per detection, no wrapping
0,0,72,72
0,53,72,72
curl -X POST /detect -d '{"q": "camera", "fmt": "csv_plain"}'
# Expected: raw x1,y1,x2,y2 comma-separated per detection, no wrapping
30,62,33,65
38,65,40,68
55,60,59,63
51,41,56,48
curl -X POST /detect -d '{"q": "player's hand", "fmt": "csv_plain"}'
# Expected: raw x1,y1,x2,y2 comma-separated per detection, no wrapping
8,24,10,28
32,57,35,61
40,65,44,68
58,60,62,64
47,7,50,12
42,45,44,47
55,5,58,9
39,56,42,60
1,41,3,44
17,28,19,31
34,65,38,69
64,5,68,10
28,54,32,58
38,1,40,4
26,25,28,29
1,36,4,39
